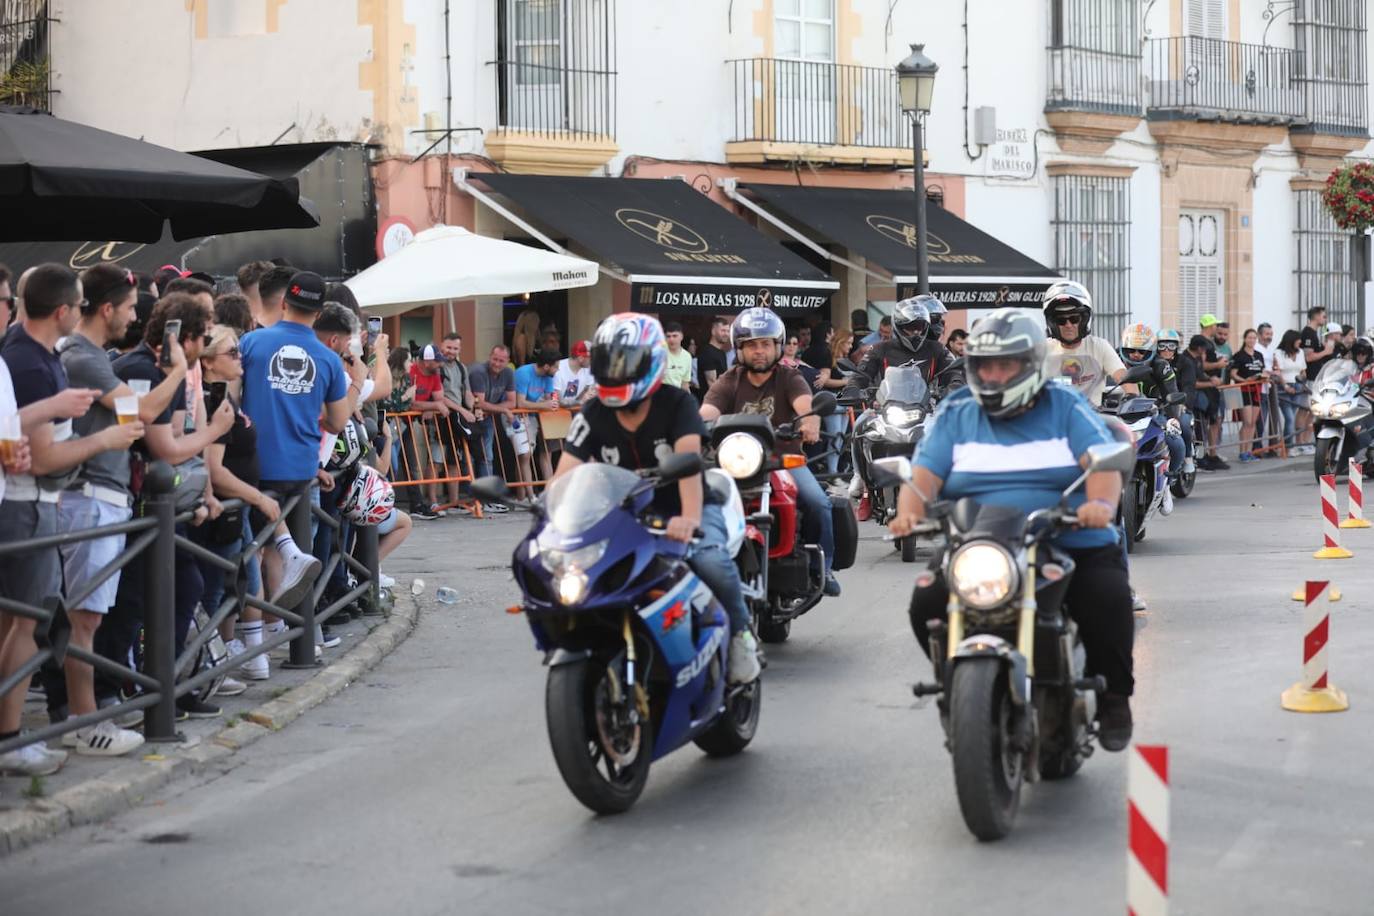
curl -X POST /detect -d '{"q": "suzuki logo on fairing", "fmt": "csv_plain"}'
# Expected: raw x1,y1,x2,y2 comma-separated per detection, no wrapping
675,626,725,688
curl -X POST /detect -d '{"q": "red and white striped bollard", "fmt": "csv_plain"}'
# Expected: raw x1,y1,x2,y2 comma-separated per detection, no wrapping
1281,580,1349,713
1340,460,1371,529
1127,744,1169,916
1314,474,1354,558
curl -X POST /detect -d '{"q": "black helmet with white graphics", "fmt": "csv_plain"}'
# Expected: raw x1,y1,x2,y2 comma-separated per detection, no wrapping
965,307,1049,419
891,296,932,354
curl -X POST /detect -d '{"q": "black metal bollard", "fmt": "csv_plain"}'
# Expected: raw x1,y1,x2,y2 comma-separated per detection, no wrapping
355,523,382,615
141,462,181,743
283,484,319,669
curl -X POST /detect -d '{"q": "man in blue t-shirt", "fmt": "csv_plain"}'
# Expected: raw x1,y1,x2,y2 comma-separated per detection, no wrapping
513,349,559,480
889,308,1136,752
241,270,364,609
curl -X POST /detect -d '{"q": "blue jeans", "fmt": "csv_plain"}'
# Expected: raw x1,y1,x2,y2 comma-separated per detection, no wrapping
1165,430,1185,478
820,411,846,476
1278,389,1300,447
688,503,750,633
790,463,835,575
473,419,494,479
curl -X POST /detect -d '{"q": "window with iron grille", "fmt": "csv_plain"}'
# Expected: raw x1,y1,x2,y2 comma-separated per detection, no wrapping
495,0,616,138
1294,188,1359,330
0,1,54,111
1046,0,1142,115
1052,174,1131,343
1293,0,1368,136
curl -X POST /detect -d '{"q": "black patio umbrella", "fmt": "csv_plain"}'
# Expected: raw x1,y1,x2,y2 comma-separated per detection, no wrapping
0,105,320,243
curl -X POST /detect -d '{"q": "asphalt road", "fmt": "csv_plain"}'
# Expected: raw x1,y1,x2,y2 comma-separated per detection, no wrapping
4,460,1374,916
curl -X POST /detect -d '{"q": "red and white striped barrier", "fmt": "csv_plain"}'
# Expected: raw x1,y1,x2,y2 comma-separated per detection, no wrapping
1127,744,1169,916
1314,474,1354,559
1340,460,1371,529
1281,580,1349,713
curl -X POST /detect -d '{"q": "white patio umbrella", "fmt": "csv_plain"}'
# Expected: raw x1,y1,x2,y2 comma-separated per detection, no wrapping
344,225,599,317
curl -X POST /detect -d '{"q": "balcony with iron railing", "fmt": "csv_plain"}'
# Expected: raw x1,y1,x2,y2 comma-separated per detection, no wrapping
1045,45,1143,117
725,58,916,167
1145,36,1306,125
0,8,55,111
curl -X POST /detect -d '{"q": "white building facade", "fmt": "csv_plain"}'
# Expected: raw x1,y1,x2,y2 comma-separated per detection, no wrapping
5,0,1372,348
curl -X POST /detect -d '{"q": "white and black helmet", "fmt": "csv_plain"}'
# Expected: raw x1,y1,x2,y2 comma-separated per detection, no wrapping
1042,279,1093,341
891,296,933,354
965,308,1049,419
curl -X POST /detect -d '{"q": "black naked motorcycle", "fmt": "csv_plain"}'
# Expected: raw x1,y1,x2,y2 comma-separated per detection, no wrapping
870,440,1137,841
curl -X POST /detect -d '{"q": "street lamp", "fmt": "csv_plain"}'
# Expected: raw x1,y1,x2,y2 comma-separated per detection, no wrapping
896,44,938,295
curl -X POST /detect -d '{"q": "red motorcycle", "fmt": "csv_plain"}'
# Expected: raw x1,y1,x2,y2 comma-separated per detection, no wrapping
707,394,858,643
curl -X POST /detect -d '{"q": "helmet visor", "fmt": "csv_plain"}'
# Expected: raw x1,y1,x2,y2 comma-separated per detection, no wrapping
590,343,654,387
1122,347,1152,364
897,316,929,339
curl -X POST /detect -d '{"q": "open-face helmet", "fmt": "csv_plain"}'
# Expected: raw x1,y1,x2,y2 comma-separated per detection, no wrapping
1042,280,1093,341
730,307,786,370
1120,323,1157,367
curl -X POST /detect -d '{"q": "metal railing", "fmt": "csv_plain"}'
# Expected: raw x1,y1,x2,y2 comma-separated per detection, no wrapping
1293,0,1369,136
728,58,912,149
1145,36,1306,123
493,0,616,138
0,2,54,110
0,463,380,756
1046,45,1143,115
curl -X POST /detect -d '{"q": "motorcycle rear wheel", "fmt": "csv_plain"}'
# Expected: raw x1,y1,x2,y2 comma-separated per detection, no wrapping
950,660,1022,841
900,535,918,563
546,659,652,815
758,617,792,644
693,680,762,757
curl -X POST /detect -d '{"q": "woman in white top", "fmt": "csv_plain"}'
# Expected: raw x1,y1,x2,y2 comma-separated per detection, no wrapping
1272,329,1309,453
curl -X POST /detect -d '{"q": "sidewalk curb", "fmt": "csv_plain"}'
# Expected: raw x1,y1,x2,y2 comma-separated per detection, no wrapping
0,593,421,857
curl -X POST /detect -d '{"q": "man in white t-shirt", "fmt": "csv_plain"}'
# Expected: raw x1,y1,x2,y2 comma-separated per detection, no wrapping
554,340,595,407
1042,280,1129,406
0,357,31,502
1255,322,1277,452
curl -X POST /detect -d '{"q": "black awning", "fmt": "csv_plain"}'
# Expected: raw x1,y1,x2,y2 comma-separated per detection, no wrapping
743,184,1060,308
475,174,837,315
0,143,376,282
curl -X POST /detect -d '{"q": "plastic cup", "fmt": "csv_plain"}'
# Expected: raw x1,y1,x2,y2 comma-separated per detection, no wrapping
128,379,151,396
115,395,139,426
0,414,20,465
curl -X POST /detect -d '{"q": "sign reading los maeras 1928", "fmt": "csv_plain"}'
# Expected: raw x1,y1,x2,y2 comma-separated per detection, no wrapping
635,284,829,311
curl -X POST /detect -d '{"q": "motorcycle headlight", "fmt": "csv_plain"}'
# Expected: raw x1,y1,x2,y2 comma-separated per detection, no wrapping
717,432,765,479
539,539,608,575
948,542,1018,610
883,405,924,427
556,569,590,606
1330,401,1351,418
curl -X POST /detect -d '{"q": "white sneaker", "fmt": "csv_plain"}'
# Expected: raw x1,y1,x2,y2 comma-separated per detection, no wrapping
225,638,246,658
238,650,269,680
68,719,144,757
0,741,63,776
727,631,762,685
271,549,321,610
378,573,396,589
848,474,865,499
214,677,248,697
1160,486,1174,516
1183,456,1196,475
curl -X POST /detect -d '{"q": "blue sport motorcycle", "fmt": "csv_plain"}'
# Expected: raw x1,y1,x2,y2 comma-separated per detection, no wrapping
1099,364,1187,552
473,452,760,814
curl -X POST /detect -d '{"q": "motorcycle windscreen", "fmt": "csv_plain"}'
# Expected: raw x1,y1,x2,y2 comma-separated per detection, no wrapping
544,463,641,536
1314,357,1357,393
877,365,930,405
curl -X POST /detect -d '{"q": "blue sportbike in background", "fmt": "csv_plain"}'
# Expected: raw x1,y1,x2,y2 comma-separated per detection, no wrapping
473,452,760,814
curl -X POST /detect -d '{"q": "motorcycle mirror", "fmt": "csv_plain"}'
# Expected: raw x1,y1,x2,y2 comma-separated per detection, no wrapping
809,390,838,417
657,451,704,483
1085,441,1136,475
870,456,913,488
471,475,515,506
1165,391,1187,406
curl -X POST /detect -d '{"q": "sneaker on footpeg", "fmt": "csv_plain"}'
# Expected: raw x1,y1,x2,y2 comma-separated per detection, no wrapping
727,631,762,685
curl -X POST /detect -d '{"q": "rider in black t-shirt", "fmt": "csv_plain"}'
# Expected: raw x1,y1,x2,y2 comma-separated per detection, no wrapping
559,313,758,684
1120,324,1186,515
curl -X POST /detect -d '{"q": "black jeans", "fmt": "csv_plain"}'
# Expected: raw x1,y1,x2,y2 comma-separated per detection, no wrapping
907,543,1135,696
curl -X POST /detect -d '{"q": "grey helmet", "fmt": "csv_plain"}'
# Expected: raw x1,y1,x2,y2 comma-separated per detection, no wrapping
891,296,932,354
965,308,1049,419
916,294,948,340
730,307,786,370
1042,279,1093,341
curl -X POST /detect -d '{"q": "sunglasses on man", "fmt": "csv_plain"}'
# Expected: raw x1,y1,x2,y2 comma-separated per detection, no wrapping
1054,314,1084,326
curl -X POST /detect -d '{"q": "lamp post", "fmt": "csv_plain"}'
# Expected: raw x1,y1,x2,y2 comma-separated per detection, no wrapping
896,44,939,296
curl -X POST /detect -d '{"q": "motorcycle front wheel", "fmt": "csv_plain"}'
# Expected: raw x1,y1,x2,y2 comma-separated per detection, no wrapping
900,535,918,563
1170,463,1196,499
950,659,1022,841
694,679,762,757
1315,438,1341,483
546,659,652,815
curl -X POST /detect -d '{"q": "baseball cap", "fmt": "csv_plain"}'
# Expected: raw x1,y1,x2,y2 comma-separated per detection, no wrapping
1198,313,1219,328
1327,321,1344,335
571,340,590,358
284,270,326,310
420,343,441,361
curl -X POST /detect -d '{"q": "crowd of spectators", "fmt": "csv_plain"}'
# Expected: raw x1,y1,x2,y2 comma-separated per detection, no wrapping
0,258,409,778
